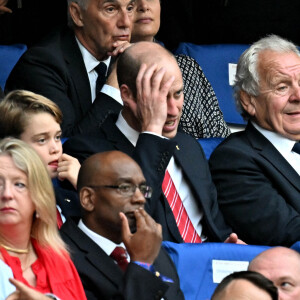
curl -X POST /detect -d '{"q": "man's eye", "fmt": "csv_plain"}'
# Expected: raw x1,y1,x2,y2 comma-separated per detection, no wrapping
127,4,135,12
280,282,293,290
277,85,288,91
106,6,115,13
119,184,131,192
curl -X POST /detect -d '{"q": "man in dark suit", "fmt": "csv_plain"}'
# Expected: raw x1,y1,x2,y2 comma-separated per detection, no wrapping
4,0,133,136
209,35,300,247
60,150,184,300
64,41,242,244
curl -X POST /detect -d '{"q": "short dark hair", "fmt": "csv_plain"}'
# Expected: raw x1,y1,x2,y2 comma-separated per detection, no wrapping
117,47,141,98
211,271,278,300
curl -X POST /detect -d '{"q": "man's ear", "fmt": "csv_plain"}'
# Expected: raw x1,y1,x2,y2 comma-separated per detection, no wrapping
80,187,95,212
240,90,256,117
120,84,137,111
69,2,84,27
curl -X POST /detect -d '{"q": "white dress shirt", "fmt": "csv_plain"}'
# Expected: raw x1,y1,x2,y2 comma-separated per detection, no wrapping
252,121,300,175
116,113,205,240
78,219,129,261
101,84,123,105
75,38,110,102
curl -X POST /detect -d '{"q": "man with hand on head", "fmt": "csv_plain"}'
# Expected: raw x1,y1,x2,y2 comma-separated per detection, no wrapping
5,0,134,136
63,42,242,245
60,151,184,300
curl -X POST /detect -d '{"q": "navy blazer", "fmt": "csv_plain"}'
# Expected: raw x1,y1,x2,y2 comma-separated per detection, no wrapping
209,122,300,246
63,114,232,243
60,218,184,300
54,186,81,219
5,26,122,136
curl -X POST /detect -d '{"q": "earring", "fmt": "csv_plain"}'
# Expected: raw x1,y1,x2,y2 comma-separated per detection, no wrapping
35,211,40,218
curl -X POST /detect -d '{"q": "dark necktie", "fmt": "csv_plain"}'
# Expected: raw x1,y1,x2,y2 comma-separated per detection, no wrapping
94,62,107,95
110,246,129,271
292,142,300,154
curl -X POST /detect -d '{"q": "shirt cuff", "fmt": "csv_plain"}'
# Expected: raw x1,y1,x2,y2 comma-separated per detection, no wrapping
133,261,174,283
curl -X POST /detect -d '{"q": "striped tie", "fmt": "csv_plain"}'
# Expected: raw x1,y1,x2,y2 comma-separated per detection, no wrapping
162,170,202,243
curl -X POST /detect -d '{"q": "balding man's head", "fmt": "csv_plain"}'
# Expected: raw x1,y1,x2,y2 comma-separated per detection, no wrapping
117,41,178,98
77,151,149,243
249,247,300,300
116,41,184,139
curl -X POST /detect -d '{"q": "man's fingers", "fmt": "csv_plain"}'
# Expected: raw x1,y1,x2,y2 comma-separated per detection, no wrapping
120,212,132,243
161,74,175,96
139,63,158,100
0,7,12,13
151,67,167,91
134,208,147,229
140,208,157,228
224,233,238,244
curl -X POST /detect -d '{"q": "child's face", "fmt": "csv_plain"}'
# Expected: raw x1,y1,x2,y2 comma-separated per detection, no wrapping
20,112,63,179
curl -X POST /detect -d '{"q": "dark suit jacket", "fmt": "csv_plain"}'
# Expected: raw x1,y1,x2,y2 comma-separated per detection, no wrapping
63,114,232,243
209,122,300,246
60,218,184,300
54,186,81,219
5,26,122,136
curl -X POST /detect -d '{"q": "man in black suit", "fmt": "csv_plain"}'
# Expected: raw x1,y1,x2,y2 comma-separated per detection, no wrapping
60,150,184,300
4,0,134,136
209,35,300,246
64,41,242,244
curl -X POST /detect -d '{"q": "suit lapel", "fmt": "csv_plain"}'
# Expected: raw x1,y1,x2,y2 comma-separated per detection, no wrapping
247,123,300,192
172,135,209,196
62,218,123,287
100,114,135,155
61,28,92,115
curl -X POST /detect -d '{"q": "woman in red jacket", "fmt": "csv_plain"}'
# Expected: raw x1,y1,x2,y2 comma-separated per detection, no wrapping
0,138,86,299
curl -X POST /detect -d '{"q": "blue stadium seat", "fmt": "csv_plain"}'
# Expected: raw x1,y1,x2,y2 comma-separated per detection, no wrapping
0,44,27,89
163,241,270,300
174,43,249,126
198,137,224,160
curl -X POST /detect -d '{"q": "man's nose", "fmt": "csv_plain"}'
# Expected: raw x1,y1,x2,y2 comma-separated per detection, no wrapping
118,9,132,28
131,186,146,205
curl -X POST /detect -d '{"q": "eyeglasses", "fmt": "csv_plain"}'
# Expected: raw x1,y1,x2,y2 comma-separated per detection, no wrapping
88,183,153,198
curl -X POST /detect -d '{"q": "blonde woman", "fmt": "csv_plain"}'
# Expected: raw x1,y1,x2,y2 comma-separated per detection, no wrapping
0,138,86,299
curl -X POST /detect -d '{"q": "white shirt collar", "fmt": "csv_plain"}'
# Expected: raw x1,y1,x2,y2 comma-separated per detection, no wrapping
116,112,140,146
101,84,123,105
78,219,126,257
75,37,110,74
251,121,296,154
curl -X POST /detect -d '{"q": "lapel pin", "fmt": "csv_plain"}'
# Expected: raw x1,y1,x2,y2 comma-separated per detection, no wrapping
176,145,180,150
64,198,71,202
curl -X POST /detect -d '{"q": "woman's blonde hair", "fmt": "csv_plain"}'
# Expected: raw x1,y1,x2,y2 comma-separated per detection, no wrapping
0,90,62,139
0,138,67,256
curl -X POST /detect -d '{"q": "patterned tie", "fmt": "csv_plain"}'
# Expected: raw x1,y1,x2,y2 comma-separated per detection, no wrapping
56,208,63,229
292,142,300,154
162,170,202,243
94,62,107,95
110,247,129,271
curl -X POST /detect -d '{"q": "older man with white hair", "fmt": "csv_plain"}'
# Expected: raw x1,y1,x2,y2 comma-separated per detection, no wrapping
210,35,300,246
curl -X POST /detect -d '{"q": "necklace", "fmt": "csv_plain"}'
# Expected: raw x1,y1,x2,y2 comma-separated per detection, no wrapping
0,244,29,254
